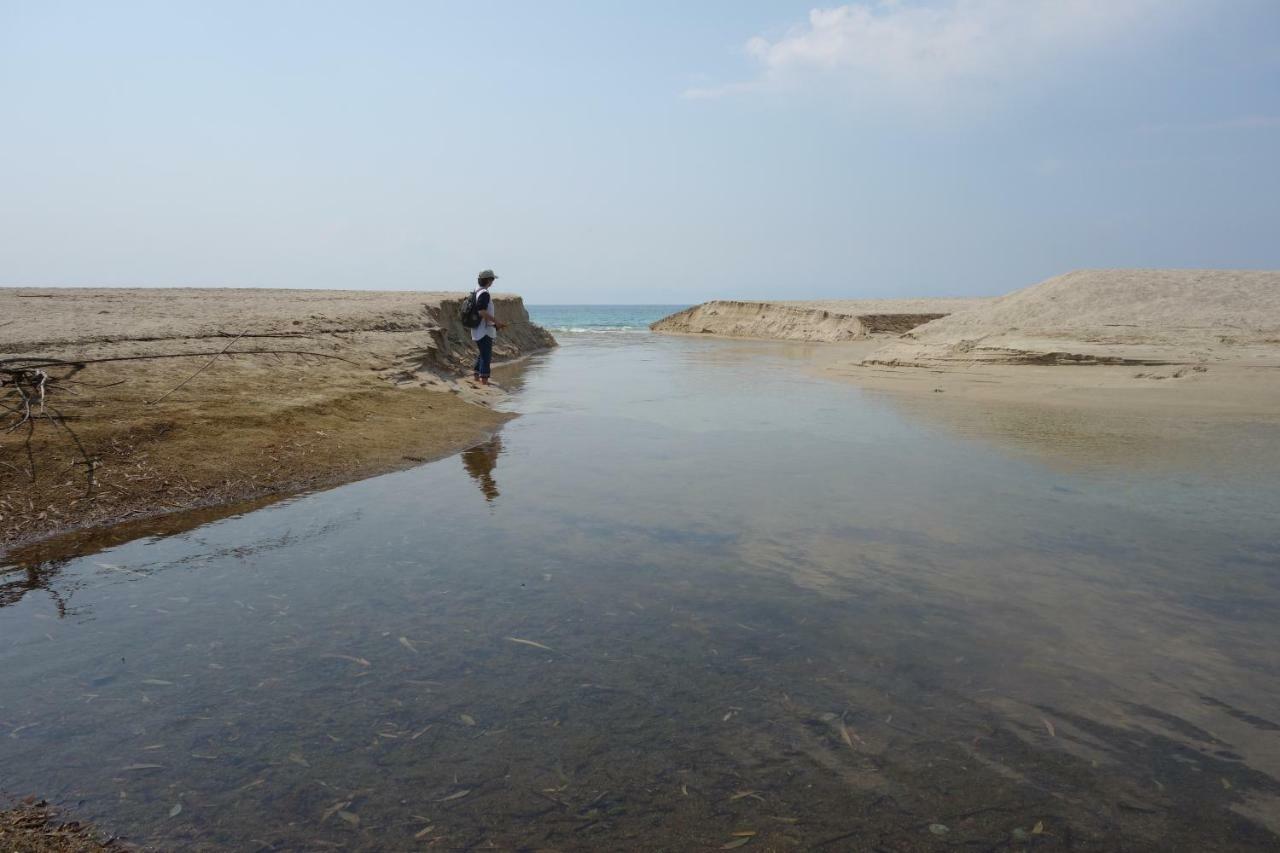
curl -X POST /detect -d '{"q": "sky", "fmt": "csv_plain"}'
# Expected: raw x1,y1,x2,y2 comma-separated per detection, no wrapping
2,1,1278,304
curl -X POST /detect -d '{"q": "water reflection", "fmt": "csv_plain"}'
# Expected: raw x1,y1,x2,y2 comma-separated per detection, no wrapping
461,436,503,503
1,333,1278,849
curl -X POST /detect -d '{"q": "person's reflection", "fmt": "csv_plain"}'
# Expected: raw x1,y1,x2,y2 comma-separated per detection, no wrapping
461,436,503,503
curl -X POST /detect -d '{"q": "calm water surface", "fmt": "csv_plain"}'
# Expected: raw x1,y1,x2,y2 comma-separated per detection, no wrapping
2,327,1279,851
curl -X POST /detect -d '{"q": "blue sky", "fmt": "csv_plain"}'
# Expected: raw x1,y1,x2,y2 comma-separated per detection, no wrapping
2,1,1278,303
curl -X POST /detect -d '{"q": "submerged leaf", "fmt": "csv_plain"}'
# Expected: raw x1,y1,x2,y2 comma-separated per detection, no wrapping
1032,820,1045,834
505,637,554,652
321,800,352,822
399,637,419,654
168,803,182,818
321,654,371,667
460,714,477,727
721,837,753,849
436,789,471,802
929,823,950,836
337,810,360,827
1041,717,1056,738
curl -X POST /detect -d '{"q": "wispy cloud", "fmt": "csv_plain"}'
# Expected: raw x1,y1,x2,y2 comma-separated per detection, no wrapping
686,0,1190,104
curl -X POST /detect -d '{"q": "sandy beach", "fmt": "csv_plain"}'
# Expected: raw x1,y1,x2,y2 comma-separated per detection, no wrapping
0,288,556,551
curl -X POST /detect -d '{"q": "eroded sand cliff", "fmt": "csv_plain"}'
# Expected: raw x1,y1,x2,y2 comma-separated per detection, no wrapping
0,288,556,548
650,298,989,342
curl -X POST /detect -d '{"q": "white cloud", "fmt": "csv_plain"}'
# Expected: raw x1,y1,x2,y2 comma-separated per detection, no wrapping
686,0,1189,103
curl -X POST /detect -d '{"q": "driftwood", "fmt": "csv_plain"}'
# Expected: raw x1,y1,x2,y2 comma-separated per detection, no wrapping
1,366,94,491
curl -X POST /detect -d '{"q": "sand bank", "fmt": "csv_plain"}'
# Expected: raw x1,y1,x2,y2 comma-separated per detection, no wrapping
866,269,1280,367
653,270,1280,469
0,288,556,550
650,297,988,341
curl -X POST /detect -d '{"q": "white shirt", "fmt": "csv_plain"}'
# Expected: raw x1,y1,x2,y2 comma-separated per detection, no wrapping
470,288,497,342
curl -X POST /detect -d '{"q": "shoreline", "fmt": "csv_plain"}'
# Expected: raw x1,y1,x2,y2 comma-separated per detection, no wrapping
0,288,555,557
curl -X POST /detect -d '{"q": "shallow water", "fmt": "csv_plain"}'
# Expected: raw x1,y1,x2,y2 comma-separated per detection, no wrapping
2,331,1279,851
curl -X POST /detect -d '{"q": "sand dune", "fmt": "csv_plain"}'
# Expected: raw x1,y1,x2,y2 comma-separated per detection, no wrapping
865,269,1280,367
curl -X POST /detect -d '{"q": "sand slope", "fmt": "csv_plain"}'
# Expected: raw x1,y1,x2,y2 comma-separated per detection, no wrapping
866,269,1280,366
651,298,988,342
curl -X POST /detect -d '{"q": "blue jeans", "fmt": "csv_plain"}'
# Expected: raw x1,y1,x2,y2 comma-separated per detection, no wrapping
473,335,493,378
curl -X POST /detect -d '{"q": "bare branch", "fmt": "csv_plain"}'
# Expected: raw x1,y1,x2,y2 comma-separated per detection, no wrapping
148,331,246,405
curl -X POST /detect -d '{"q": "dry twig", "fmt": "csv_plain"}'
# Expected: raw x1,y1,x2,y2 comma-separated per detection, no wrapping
148,330,246,404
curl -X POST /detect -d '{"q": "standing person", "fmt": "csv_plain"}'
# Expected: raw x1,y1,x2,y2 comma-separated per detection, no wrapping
471,269,507,385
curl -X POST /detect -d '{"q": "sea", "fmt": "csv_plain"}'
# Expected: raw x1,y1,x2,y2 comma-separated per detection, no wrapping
525,304,686,334
3,305,1279,849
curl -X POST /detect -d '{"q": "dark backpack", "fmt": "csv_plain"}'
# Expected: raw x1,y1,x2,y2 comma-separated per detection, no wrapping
460,291,482,329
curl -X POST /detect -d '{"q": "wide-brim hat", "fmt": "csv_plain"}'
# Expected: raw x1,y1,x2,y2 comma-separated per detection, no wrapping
477,269,498,280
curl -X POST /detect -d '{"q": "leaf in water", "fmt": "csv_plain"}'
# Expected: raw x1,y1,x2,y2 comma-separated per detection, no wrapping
411,725,433,740
337,810,360,827
414,825,435,839
460,714,477,727
141,679,174,686
1041,717,1056,738
1221,778,1232,790
436,789,471,802
839,723,855,749
729,790,763,802
721,836,753,849
121,764,165,771
321,800,352,822
928,823,950,836
505,637,554,652
321,654,371,667
1032,820,1045,835
399,637,419,654
168,803,182,818
288,752,311,767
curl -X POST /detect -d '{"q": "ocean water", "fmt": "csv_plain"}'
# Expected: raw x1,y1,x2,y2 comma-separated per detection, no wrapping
526,304,686,334
2,325,1279,850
